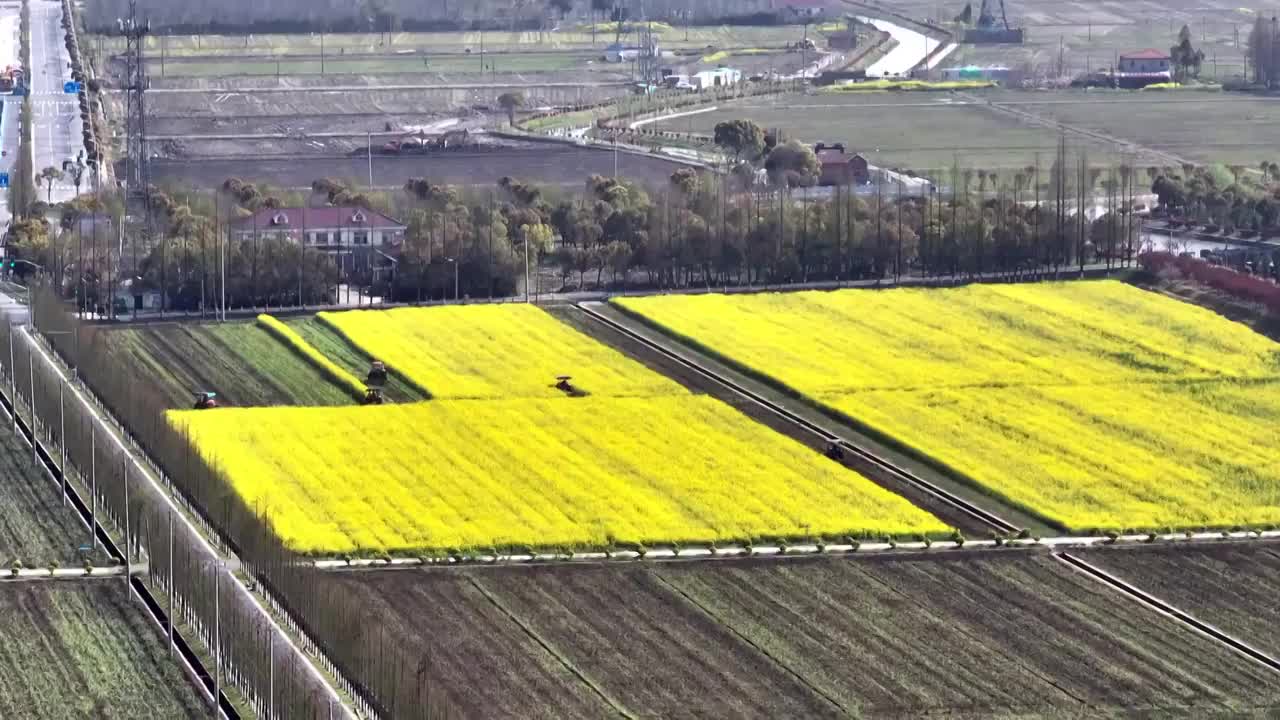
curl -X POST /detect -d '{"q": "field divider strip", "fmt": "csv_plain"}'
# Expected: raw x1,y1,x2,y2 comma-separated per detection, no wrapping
646,568,853,716
304,532,1280,568
0,330,234,717
16,325,358,719
574,301,1021,534
1055,552,1280,674
464,575,638,720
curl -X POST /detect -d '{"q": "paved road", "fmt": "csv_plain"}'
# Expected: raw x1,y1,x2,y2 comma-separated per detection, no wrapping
858,16,955,78
29,0,81,206
0,1,20,225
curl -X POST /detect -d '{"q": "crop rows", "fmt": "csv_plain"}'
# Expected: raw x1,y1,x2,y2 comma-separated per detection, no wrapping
617,281,1280,532
0,583,206,719
0,424,93,566
324,552,1280,718
1082,543,1280,660
94,322,354,407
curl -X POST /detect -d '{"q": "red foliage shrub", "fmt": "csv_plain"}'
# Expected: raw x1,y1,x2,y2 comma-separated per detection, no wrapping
1139,252,1280,314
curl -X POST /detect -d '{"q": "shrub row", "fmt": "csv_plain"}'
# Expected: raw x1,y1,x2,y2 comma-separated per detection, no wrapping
1140,251,1280,314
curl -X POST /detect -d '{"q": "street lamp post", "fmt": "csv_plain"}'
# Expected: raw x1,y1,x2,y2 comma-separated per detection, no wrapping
445,257,459,301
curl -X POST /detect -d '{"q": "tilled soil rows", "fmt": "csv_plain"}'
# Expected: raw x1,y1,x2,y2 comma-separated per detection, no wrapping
319,551,1280,718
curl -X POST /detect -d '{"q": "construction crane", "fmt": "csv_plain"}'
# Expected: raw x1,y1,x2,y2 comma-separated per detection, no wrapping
963,0,1024,44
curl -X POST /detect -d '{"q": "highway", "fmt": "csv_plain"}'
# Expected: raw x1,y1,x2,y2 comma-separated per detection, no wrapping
0,1,19,225
29,0,82,206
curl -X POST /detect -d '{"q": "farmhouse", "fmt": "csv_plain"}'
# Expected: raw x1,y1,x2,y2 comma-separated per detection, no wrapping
1115,49,1172,88
230,206,407,271
1118,48,1171,73
815,143,869,186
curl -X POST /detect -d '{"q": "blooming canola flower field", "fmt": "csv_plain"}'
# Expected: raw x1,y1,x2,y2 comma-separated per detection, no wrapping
317,305,685,399
171,306,945,554
617,281,1280,532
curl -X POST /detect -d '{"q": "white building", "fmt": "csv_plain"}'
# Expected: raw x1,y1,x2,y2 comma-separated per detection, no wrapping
691,67,742,90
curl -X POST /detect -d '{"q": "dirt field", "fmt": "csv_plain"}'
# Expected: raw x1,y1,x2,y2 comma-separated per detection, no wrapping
0,428,92,566
0,582,206,719
1082,542,1280,658
321,551,1280,718
145,145,696,190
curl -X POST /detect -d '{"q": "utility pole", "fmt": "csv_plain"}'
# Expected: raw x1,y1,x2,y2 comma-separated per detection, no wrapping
59,381,65,505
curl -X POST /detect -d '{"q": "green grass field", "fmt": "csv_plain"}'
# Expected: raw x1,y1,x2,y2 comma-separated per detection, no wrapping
284,318,427,403
99,322,355,407
656,88,1276,173
999,91,1280,166
0,583,206,719
653,90,1089,173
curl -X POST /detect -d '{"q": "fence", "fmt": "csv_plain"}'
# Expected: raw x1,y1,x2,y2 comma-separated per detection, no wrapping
24,285,459,720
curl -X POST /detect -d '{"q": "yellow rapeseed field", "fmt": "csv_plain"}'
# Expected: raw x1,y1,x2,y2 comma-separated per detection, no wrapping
617,281,1280,531
169,397,946,554
318,305,686,399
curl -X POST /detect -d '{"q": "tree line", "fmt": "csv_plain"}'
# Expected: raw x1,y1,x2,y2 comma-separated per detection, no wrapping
84,0,778,33
19,123,1280,315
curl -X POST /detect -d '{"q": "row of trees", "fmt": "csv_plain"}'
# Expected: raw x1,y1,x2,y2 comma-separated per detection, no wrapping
15,155,1155,316
86,0,776,33
24,291,457,719
1151,162,1280,233
27,121,1280,314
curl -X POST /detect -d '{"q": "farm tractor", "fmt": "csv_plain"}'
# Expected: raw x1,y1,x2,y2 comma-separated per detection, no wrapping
554,375,588,397
363,361,388,405
192,392,219,410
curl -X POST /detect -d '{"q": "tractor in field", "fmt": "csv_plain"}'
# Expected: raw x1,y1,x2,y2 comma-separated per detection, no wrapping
363,361,388,405
367,361,389,387
192,392,219,410
555,375,588,397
